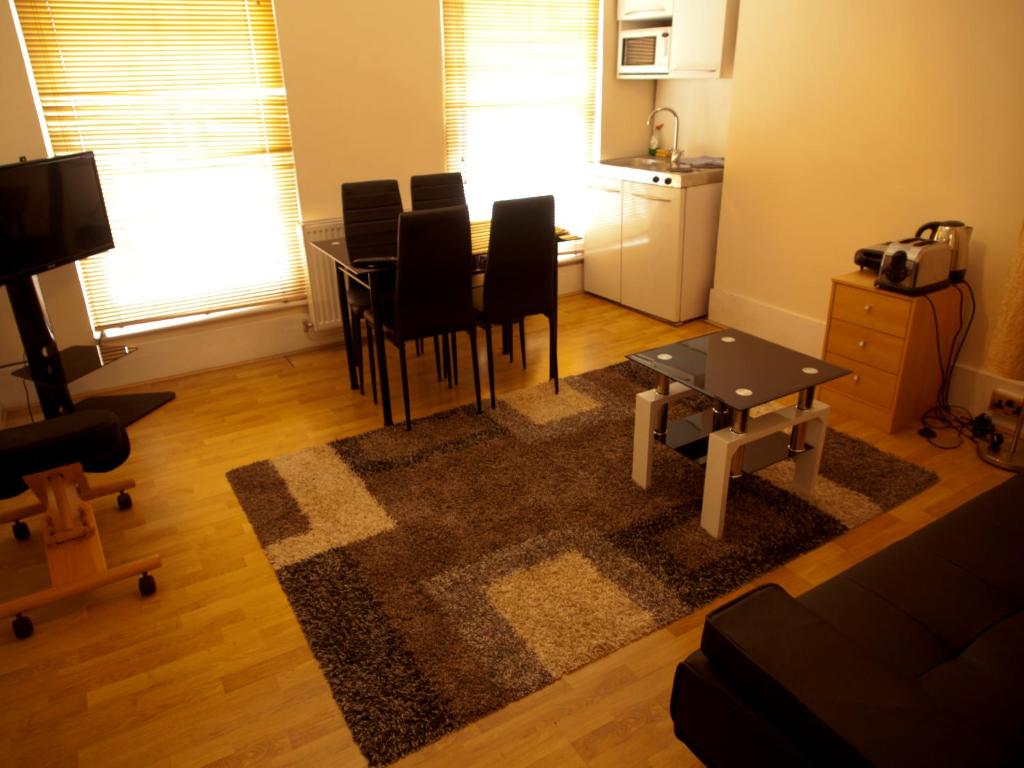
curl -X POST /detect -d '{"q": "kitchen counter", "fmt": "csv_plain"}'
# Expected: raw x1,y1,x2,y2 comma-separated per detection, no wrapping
595,156,724,188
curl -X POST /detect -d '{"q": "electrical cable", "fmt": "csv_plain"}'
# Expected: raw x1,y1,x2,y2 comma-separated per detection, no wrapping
918,281,977,449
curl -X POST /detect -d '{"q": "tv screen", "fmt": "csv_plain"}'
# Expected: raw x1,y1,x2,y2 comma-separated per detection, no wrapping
0,151,114,285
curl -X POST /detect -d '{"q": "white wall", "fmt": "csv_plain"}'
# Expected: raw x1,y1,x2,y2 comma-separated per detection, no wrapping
709,0,1024,410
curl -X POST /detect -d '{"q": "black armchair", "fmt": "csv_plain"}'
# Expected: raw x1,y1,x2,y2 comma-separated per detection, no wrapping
0,410,161,639
474,195,559,408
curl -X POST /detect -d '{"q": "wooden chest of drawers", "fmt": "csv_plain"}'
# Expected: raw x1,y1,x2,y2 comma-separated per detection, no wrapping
820,271,961,433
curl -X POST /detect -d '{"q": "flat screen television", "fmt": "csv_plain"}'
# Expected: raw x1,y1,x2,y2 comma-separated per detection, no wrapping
0,151,113,286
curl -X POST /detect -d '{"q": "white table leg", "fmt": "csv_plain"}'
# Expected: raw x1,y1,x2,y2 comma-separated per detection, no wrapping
792,403,829,498
632,389,659,490
631,380,692,490
701,428,738,539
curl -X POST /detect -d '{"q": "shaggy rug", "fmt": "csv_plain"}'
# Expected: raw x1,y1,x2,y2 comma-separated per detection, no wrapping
227,362,937,766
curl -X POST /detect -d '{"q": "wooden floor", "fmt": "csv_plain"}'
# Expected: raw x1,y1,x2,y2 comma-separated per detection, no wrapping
0,293,1009,768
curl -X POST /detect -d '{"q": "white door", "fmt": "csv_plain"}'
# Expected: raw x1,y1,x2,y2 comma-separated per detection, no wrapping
621,181,683,321
583,177,623,302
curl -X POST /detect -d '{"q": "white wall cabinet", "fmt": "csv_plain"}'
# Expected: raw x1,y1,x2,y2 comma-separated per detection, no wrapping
617,0,738,79
584,172,722,323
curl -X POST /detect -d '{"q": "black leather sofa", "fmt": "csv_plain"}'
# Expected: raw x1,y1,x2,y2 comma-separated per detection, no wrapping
670,474,1023,767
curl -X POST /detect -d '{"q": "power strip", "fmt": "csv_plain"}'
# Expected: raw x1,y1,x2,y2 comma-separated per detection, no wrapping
988,388,1023,432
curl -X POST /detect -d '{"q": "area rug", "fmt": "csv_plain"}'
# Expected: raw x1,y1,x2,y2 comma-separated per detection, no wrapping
227,362,937,766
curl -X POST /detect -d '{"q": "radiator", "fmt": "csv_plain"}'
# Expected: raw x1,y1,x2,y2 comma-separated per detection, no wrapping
300,217,345,331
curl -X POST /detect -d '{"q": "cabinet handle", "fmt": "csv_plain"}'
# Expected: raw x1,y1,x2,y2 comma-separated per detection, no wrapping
852,374,861,383
630,191,672,202
858,340,867,349
863,304,872,313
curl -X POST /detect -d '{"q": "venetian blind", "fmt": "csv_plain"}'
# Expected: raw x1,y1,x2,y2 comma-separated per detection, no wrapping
442,0,599,233
14,0,307,331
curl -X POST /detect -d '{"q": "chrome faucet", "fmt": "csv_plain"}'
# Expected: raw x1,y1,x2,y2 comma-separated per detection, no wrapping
646,106,681,164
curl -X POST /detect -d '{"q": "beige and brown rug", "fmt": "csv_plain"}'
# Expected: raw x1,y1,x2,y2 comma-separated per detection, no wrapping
227,362,937,766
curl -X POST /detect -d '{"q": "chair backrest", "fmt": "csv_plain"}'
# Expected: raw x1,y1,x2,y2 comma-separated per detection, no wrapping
410,172,466,211
393,205,474,341
340,179,403,260
482,195,556,321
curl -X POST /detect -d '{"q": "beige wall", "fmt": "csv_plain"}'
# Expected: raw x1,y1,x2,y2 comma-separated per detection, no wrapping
654,78,731,158
274,1,446,220
714,0,1024,373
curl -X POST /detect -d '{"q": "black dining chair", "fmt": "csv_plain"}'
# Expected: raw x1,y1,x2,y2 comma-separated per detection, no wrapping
410,172,468,385
372,205,482,430
474,195,558,408
340,179,403,402
410,172,467,210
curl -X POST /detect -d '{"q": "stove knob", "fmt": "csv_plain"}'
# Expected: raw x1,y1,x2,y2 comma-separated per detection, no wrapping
664,177,672,185
652,175,660,183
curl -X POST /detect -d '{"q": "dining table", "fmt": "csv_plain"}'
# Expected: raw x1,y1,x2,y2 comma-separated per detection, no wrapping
312,221,580,427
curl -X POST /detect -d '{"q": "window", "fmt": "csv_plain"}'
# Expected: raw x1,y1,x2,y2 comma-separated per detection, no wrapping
14,0,306,331
442,0,599,233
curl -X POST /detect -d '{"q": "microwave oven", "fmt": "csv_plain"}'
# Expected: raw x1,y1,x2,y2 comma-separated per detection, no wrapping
618,26,671,77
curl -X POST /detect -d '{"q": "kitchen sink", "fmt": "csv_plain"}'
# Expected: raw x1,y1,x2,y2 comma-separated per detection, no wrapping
603,156,720,173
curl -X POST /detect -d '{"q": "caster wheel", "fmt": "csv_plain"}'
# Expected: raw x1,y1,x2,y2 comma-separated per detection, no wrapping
13,614,33,640
117,491,133,511
12,520,30,541
139,572,157,597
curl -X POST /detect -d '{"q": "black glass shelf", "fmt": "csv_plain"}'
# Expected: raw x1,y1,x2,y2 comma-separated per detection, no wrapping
12,343,136,383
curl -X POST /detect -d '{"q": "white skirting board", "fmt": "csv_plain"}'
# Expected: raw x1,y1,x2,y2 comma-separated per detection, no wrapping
708,286,1014,420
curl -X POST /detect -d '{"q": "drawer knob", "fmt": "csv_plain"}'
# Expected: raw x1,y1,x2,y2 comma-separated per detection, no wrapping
863,304,873,313
853,374,861,383
858,340,867,349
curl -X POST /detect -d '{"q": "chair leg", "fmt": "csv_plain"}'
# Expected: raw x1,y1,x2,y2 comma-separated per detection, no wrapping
549,312,559,394
506,321,514,363
442,334,453,389
434,335,443,381
484,323,497,409
519,319,527,370
451,332,459,386
366,320,378,405
468,326,482,414
399,341,412,430
352,310,364,395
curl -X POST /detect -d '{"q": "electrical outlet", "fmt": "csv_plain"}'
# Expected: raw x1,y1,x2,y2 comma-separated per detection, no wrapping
988,388,1023,431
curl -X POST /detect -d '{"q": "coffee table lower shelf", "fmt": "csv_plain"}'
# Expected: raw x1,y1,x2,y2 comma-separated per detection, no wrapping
667,416,812,474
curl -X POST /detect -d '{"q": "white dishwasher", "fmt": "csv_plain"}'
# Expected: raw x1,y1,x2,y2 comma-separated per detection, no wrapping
583,158,723,323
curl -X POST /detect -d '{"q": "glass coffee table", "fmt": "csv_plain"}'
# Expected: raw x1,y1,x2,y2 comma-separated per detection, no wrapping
628,329,850,538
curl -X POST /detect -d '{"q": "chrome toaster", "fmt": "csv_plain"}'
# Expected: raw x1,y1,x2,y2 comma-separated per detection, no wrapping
875,238,952,295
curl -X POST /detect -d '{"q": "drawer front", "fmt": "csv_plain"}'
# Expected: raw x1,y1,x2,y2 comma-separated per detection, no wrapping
823,352,897,410
831,284,910,337
826,318,905,375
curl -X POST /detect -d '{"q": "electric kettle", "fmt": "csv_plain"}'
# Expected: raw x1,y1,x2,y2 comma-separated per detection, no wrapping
915,220,972,283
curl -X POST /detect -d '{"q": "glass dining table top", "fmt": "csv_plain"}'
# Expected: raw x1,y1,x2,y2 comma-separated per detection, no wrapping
627,329,850,411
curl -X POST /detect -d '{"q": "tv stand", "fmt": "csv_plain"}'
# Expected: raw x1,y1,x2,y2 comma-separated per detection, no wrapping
5,275,174,427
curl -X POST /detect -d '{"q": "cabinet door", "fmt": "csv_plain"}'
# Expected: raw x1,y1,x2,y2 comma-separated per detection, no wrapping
621,181,682,321
670,0,727,74
583,178,623,302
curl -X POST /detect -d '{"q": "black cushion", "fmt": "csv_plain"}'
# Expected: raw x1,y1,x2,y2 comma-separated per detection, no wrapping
0,410,130,499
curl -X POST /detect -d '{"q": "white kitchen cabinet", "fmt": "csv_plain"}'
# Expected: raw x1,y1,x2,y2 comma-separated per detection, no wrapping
583,177,624,302
621,181,682,320
584,164,722,323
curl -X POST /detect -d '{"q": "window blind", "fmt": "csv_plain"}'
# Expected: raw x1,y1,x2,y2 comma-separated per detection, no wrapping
442,0,599,233
14,0,307,331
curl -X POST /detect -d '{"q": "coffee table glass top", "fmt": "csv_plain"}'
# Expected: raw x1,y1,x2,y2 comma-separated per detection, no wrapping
627,329,850,410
